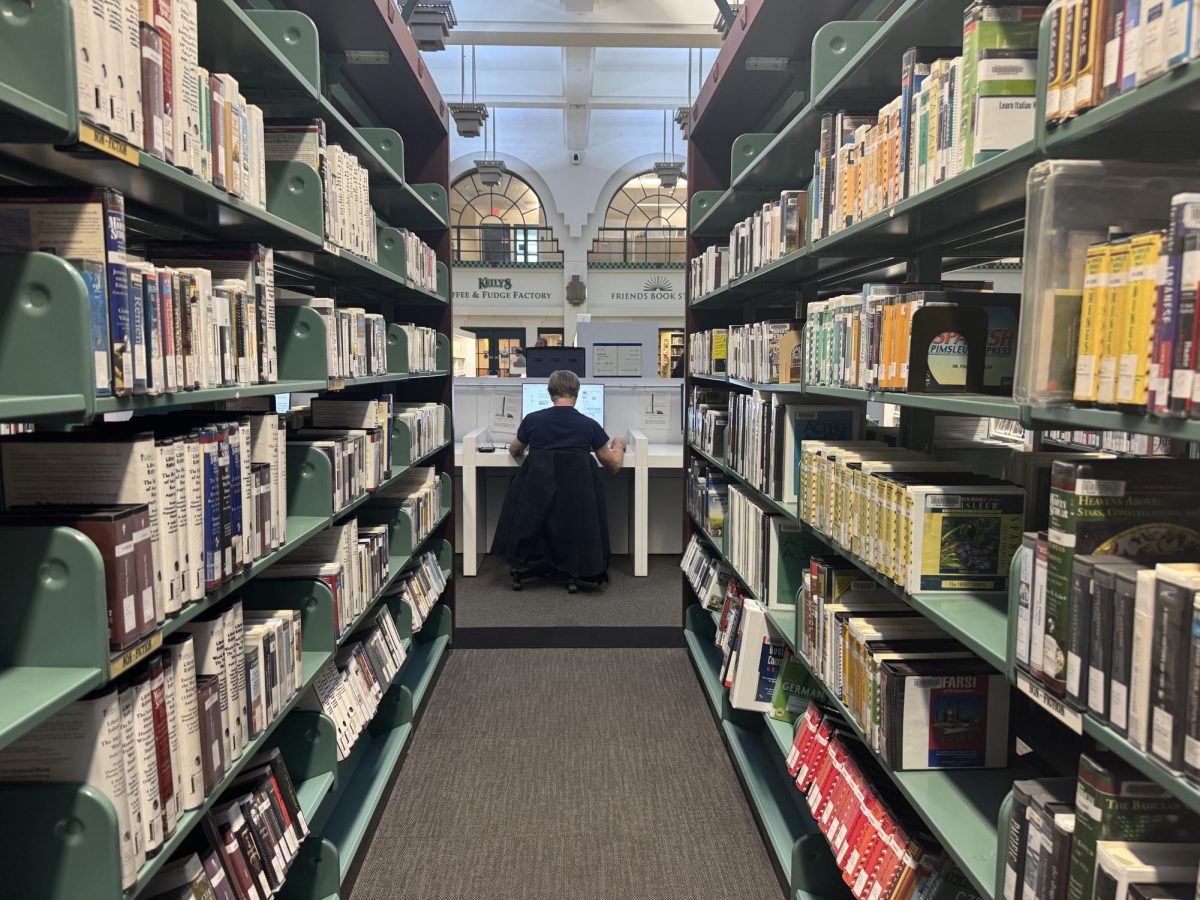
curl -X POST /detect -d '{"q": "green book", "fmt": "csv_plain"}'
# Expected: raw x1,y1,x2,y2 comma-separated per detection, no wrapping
1042,458,1200,696
768,652,826,722
1065,752,1197,900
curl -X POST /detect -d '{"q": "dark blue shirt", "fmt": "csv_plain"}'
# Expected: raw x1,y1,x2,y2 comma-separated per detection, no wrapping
516,405,609,453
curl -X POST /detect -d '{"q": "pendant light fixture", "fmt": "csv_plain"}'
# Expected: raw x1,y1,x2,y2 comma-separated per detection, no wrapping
449,45,488,137
475,108,506,186
653,109,683,189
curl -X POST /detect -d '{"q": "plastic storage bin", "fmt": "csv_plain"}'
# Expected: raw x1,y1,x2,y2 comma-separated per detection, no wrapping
1013,160,1200,406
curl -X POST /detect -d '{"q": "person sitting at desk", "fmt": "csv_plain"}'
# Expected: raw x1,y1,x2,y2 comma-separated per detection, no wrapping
494,370,624,591
507,370,626,471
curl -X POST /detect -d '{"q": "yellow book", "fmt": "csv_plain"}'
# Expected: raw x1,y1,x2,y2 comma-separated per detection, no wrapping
1096,237,1133,406
1073,242,1113,403
1116,230,1165,407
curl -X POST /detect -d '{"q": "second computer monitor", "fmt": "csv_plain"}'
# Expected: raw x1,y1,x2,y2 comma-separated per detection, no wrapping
522,382,605,430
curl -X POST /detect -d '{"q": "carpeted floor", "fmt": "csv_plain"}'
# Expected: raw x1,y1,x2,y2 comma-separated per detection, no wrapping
347,648,784,900
454,553,682,629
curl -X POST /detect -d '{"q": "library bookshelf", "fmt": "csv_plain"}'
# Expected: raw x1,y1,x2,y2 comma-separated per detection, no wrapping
0,1,454,897
683,1,1200,898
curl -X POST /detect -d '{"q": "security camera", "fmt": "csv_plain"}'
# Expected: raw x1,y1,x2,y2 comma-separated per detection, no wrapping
570,151,583,165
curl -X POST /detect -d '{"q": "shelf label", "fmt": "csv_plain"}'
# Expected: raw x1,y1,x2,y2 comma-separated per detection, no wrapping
1016,670,1083,734
109,630,163,678
78,123,140,166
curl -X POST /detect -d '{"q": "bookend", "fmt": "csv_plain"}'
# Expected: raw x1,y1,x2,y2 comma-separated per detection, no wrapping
791,832,850,900
435,330,451,370
241,579,338,656
1005,547,1025,681
277,304,334,383
993,791,1015,899
370,683,413,737
431,538,454,581
376,226,412,284
277,838,341,900
242,9,322,96
730,133,777,183
269,711,339,794
0,783,124,900
0,253,96,423
410,183,449,224
358,128,406,184
379,597,415,647
0,526,110,745
286,443,338,521
265,161,326,239
0,0,76,142
689,190,725,226
385,323,412,377
904,305,988,395
358,507,419,559
809,20,884,98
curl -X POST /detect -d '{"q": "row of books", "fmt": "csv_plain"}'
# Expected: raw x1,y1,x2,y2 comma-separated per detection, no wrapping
788,703,985,899
686,189,808,299
796,555,1009,769
1044,0,1200,126
685,459,729,538
394,322,443,374
0,416,287,647
143,745,309,900
724,484,808,602
265,120,378,262
1065,195,1200,416
812,7,1043,241
385,549,449,633
371,467,445,546
392,402,448,461
681,533,733,611
0,601,303,889
1004,754,1199,900
798,440,1026,594
304,606,409,760
802,287,1018,393
0,190,279,397
726,321,804,385
687,328,728,377
399,229,440,294
263,519,390,640
289,427,381,515
279,298,389,381
1026,459,1200,713
686,387,728,460
726,393,862,506
1042,428,1183,456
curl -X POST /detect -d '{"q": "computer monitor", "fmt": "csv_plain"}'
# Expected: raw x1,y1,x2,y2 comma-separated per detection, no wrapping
527,346,585,377
522,382,605,430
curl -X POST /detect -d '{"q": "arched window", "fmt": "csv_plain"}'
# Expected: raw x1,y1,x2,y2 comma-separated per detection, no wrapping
451,169,552,264
590,171,688,266
603,171,688,230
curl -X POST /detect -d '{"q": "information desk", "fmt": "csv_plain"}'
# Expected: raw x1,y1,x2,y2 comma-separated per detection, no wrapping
455,429,683,577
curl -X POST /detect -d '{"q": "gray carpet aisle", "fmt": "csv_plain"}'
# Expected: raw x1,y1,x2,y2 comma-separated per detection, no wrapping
348,648,785,900
455,553,682,628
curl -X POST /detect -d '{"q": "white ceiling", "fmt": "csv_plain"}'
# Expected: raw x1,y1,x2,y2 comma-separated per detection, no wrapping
421,0,719,152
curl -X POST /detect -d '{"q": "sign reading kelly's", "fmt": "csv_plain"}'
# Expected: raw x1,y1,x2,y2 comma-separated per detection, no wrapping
451,267,562,313
587,269,686,316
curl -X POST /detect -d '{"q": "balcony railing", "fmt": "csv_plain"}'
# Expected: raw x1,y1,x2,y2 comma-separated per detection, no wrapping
452,224,564,267
587,228,686,267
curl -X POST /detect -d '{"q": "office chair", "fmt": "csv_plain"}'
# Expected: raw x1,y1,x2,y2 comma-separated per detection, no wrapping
491,447,610,593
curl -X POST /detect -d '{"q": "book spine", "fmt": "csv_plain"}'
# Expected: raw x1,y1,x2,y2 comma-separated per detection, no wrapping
1065,560,1094,706
147,656,177,838
1004,787,1032,900
130,674,164,856
166,636,204,809
1101,0,1127,99
1185,591,1200,782
1123,0,1144,89
1167,197,1200,415
1149,573,1193,769
196,676,223,794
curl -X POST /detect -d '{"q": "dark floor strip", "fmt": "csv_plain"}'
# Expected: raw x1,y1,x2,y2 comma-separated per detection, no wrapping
454,625,683,649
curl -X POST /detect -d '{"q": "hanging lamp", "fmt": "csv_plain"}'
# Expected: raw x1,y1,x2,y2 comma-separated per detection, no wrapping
475,109,506,186
449,46,488,137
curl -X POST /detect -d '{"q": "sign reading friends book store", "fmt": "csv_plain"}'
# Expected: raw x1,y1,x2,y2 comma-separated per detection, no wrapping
587,269,685,316
451,268,561,314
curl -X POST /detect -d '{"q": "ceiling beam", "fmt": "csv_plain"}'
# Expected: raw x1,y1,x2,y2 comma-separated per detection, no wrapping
441,95,692,109
563,0,596,10
446,22,722,48
563,46,594,150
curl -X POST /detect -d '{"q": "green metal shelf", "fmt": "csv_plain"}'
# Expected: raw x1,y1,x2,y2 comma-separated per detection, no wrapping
1024,404,1200,442
297,771,337,822
402,630,451,713
722,719,814,889
803,385,1021,420
763,713,797,761
690,373,729,385
1082,717,1200,815
0,0,76,143
684,628,726,716
730,377,808,393
691,248,812,307
766,608,797,653
93,379,326,416
688,511,759,601
0,666,104,753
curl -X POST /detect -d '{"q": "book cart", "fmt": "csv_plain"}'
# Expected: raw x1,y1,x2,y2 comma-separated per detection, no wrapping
683,1,1200,898
0,1,455,897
